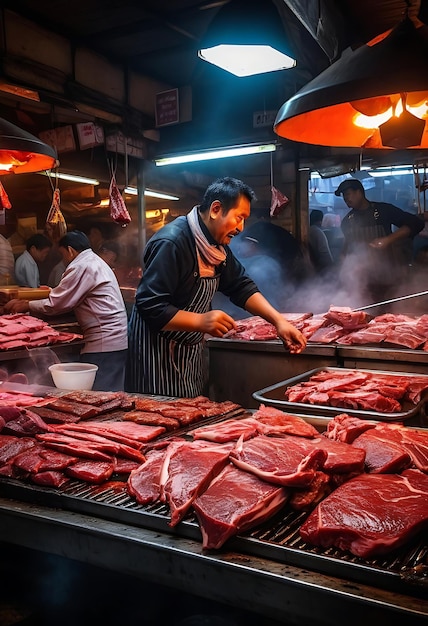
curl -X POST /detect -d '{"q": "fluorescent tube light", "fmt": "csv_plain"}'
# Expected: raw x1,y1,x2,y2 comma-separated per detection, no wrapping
155,143,276,167
41,172,100,185
124,187,180,200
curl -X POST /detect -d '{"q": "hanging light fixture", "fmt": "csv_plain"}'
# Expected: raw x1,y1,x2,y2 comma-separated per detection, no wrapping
0,117,58,174
274,17,428,149
198,0,296,77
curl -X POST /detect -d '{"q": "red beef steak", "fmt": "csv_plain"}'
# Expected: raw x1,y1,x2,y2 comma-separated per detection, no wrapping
299,469,428,558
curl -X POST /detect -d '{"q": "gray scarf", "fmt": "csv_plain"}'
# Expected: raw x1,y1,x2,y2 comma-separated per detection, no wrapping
187,206,226,266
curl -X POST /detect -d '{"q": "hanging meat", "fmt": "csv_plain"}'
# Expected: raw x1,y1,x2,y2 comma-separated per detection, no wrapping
0,180,12,209
109,174,131,225
45,187,67,243
270,185,289,217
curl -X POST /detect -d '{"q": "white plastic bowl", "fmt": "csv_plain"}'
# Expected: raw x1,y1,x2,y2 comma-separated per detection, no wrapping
48,363,98,391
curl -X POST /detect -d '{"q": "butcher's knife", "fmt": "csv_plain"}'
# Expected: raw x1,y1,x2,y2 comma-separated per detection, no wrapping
0,381,55,397
353,290,428,311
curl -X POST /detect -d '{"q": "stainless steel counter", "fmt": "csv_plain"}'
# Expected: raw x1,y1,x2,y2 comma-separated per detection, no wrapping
0,498,426,626
337,345,428,373
207,338,428,408
207,339,337,408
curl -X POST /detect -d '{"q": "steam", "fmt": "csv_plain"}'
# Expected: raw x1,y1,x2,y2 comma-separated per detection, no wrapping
219,244,423,318
28,347,61,385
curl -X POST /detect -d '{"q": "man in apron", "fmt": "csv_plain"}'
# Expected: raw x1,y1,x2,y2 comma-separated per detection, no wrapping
336,178,424,304
126,177,306,398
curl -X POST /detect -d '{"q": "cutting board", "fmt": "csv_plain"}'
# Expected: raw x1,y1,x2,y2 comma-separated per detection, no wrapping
0,286,50,301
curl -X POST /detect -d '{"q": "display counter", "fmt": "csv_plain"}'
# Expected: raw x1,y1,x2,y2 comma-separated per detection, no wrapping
207,339,337,408
207,339,428,409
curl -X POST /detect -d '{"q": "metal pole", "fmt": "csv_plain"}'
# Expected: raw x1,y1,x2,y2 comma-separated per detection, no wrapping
137,160,146,269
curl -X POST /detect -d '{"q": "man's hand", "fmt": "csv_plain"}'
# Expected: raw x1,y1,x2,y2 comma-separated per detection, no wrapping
276,319,307,354
200,310,237,337
3,299,30,314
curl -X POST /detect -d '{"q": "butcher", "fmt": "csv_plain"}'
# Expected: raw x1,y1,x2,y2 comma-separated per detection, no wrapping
125,177,306,398
4,230,128,391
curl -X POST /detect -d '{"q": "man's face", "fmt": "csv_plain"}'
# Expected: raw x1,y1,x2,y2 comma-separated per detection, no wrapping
31,246,51,263
208,195,251,245
59,246,75,266
342,188,364,209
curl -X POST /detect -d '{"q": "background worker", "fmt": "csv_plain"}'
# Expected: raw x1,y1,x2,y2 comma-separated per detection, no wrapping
126,177,306,398
308,209,334,273
15,233,52,288
5,231,128,391
336,178,424,302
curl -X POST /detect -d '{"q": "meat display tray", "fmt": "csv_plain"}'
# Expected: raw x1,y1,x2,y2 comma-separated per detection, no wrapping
252,367,428,422
0,473,426,600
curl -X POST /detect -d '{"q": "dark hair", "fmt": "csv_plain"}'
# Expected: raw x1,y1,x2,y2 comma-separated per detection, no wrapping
198,177,256,214
59,230,91,251
310,209,324,226
26,233,52,251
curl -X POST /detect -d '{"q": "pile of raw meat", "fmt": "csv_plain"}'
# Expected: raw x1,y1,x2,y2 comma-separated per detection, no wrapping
222,306,428,351
128,406,428,558
283,368,428,413
0,314,82,351
0,391,241,486
1,391,427,561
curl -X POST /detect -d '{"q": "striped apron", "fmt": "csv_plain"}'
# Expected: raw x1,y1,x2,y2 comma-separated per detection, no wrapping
345,204,405,297
126,274,219,398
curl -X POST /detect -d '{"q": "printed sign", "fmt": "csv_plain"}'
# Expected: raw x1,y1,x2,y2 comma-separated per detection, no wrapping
155,88,179,127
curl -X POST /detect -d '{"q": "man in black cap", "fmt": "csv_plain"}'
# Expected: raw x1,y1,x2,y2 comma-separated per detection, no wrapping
335,177,424,302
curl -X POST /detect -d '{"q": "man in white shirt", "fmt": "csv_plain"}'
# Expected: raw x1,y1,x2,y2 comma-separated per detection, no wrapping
5,231,128,391
15,233,52,287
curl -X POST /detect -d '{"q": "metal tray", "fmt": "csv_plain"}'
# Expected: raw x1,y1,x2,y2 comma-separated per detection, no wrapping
252,366,428,422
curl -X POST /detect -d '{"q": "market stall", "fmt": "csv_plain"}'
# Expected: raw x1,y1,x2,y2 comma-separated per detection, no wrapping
0,388,427,625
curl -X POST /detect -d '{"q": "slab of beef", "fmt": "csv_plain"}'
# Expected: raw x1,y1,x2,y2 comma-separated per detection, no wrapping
193,463,288,550
36,433,113,462
301,435,366,474
2,409,51,437
13,444,78,473
300,469,428,558
0,435,36,464
127,448,168,504
113,457,141,475
289,471,332,511
190,417,259,443
324,414,377,443
0,406,21,423
351,429,411,473
306,324,346,344
328,389,402,413
52,420,165,444
66,459,115,483
223,315,278,340
324,306,370,329
162,440,233,526
123,410,180,431
335,327,387,345
362,423,428,473
30,406,82,424
229,435,327,487
43,398,100,419
31,470,70,488
252,405,319,438
161,406,203,426
383,323,426,349
56,390,122,406
53,428,145,462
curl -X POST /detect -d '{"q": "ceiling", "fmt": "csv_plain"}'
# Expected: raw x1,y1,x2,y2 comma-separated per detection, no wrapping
1,0,428,216
3,0,425,88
